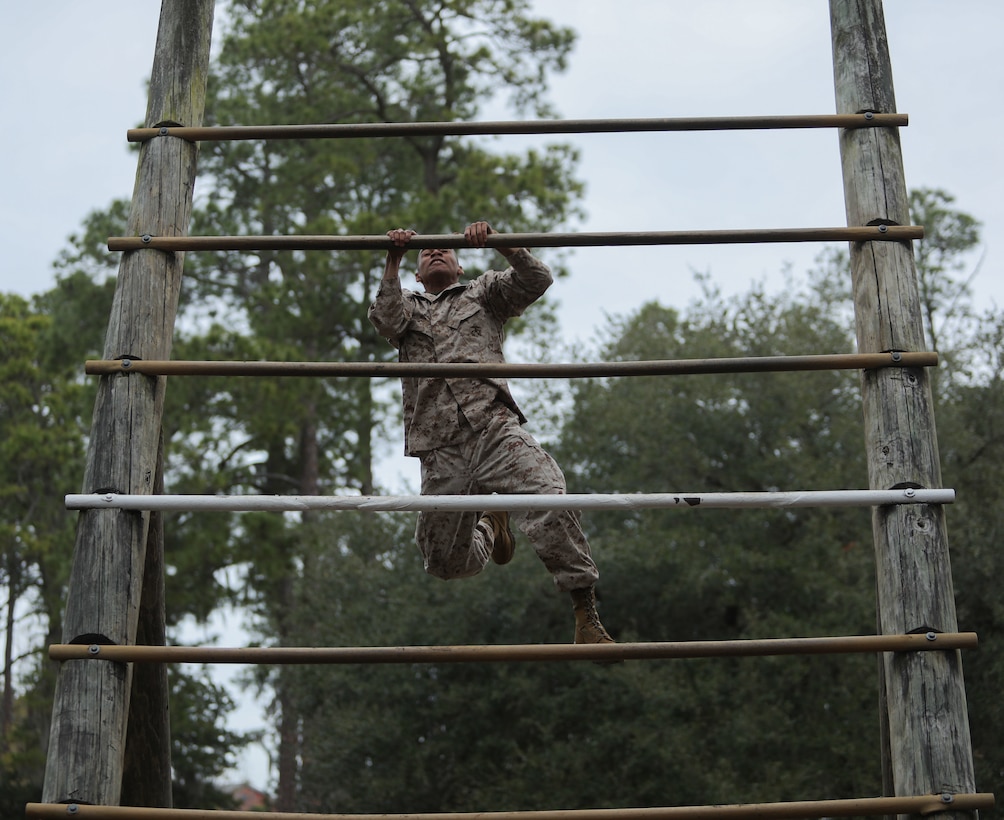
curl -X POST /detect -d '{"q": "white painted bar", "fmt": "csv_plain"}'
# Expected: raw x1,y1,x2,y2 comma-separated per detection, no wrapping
65,489,955,513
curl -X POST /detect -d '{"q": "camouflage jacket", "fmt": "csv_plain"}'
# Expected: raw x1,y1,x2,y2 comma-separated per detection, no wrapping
368,248,552,455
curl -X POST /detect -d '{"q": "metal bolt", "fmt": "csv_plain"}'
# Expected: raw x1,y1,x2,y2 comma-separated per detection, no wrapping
122,359,132,368
878,224,888,233
88,644,101,656
864,112,874,120
941,793,954,804
904,488,916,498
926,632,937,642
67,804,80,815
891,351,902,362
160,126,169,136
141,234,153,243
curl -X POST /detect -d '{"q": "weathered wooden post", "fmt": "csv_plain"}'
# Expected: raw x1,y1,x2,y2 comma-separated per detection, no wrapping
42,1,214,806
830,0,977,812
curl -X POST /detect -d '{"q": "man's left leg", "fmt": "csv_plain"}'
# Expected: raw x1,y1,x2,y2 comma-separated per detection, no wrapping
472,407,614,644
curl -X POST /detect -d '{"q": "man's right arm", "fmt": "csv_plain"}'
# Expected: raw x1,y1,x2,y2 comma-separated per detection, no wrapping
367,229,415,345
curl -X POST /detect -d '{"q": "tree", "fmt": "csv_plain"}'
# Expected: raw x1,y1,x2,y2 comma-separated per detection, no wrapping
0,205,252,806
169,667,247,810
0,275,112,808
905,188,1004,808
164,0,584,807
118,152,1000,809
253,266,887,812
904,187,1002,813
545,191,1002,809
0,287,100,718
908,187,982,367
556,273,881,800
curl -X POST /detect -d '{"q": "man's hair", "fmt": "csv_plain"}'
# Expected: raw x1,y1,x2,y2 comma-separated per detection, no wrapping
416,231,464,273
418,247,459,261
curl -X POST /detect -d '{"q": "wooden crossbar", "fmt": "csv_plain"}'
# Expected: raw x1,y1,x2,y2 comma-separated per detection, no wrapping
24,792,995,819
48,632,977,666
83,351,938,378
63,489,956,514
126,113,908,143
106,225,923,253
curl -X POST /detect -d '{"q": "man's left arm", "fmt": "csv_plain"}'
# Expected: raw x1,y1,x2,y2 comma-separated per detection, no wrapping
465,221,553,317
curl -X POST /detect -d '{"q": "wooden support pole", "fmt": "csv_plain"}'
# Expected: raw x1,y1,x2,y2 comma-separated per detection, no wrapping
41,0,215,808
830,0,977,809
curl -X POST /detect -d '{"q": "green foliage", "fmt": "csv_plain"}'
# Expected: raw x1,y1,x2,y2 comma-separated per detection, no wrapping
52,200,131,288
14,0,997,807
272,188,1004,811
934,310,1004,808
551,276,881,803
156,1,588,807
0,288,98,630
7,2,584,804
908,188,984,386
4,0,587,803
166,0,585,538
850,191,1003,806
170,666,247,809
0,668,54,815
910,189,981,345
249,268,888,812
0,278,114,803
0,233,250,806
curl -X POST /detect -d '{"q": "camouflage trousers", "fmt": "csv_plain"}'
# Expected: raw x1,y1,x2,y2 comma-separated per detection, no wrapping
415,404,599,592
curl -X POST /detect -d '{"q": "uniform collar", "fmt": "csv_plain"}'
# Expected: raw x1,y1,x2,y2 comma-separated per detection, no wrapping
417,280,467,301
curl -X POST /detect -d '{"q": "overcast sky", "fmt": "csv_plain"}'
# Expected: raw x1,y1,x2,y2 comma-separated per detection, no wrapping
2,2,1001,332
4,0,1000,793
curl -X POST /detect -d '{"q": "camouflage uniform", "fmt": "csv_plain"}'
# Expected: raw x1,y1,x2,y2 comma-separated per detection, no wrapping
368,248,599,591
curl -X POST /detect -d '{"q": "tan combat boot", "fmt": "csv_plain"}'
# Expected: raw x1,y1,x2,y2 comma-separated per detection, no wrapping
478,510,515,565
570,585,615,644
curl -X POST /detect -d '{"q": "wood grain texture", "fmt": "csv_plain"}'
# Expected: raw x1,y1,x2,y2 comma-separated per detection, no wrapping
830,0,977,809
42,0,214,806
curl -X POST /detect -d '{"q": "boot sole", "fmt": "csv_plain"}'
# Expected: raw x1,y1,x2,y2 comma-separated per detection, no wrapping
491,519,516,565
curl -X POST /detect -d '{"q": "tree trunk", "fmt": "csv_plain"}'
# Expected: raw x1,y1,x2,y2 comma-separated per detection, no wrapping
355,371,376,496
274,410,320,811
122,435,172,807
275,584,299,813
1,553,15,748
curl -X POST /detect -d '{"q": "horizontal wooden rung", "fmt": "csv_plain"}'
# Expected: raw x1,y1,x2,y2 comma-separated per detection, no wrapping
83,351,938,379
126,112,909,142
106,225,923,253
25,792,994,819
48,632,977,666
64,488,955,514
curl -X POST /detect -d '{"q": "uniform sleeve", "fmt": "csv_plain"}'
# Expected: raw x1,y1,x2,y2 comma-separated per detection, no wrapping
482,248,554,319
367,274,412,347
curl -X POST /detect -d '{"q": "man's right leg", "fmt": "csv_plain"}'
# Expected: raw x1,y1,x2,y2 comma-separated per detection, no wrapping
415,445,494,580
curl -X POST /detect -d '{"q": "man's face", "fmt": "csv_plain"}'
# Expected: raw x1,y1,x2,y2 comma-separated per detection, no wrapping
416,247,462,295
